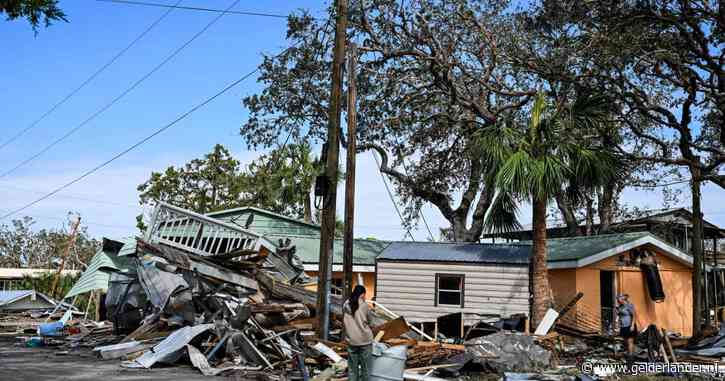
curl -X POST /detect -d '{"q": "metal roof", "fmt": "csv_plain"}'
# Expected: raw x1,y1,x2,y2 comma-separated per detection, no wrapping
0,290,55,307
546,232,651,262
273,234,390,266
377,241,531,265
64,239,136,299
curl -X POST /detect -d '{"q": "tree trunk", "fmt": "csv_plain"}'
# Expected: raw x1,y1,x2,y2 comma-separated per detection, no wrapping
303,192,313,223
554,192,579,236
585,196,594,236
531,195,553,328
597,186,615,233
692,169,706,337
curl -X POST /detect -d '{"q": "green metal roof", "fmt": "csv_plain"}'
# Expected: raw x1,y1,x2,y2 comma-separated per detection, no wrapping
207,207,321,237
545,231,656,262
65,238,136,299
270,234,390,266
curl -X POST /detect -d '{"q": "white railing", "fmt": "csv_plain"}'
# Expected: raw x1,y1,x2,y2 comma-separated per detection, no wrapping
145,202,274,257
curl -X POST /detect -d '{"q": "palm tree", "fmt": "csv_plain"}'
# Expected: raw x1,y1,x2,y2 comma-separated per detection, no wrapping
481,92,619,327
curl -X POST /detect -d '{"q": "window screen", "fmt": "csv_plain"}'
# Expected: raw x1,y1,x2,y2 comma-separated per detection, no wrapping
436,274,464,307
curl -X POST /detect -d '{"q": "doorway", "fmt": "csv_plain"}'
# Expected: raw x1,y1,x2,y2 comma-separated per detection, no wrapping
600,271,615,334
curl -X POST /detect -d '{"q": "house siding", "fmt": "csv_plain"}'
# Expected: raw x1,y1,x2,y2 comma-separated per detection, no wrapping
375,261,529,324
549,245,693,336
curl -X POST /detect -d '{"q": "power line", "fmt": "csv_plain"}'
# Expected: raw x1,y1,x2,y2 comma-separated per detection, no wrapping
0,50,282,221
0,183,139,208
630,179,691,188
0,0,181,153
0,209,137,231
96,0,293,19
371,151,415,241
0,0,242,179
399,156,436,241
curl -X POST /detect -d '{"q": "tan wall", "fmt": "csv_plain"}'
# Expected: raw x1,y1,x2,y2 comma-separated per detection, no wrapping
549,268,601,331
549,246,693,336
304,271,375,297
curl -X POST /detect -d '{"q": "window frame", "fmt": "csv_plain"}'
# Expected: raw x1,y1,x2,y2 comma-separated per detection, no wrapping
435,273,465,308
330,278,343,296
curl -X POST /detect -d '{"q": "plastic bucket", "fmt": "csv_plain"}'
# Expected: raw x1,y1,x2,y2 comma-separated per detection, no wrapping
369,343,407,381
38,321,65,337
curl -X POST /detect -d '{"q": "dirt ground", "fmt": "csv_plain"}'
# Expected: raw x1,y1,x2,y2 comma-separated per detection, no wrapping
0,336,226,381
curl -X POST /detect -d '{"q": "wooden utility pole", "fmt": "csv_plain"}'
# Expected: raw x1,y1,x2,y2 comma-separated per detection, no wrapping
342,43,358,301
51,216,81,299
316,0,348,340
692,169,706,336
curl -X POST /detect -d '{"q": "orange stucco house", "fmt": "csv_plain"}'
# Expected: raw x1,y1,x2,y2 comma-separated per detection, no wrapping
547,232,694,336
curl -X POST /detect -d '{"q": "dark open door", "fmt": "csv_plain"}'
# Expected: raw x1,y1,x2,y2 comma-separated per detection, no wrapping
600,271,615,334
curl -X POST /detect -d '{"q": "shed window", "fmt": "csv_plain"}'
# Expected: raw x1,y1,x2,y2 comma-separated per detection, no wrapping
436,274,464,307
331,278,343,296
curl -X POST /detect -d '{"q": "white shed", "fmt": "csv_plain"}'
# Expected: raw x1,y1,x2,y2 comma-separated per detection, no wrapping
375,242,531,325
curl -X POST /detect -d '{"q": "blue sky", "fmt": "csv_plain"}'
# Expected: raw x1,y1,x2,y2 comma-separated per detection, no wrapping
1,0,723,241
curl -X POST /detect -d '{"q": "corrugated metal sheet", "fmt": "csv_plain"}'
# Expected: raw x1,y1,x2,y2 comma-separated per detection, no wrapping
118,237,139,257
65,246,135,299
378,242,530,264
276,235,390,266
130,324,214,368
545,232,650,262
0,290,56,311
375,261,529,323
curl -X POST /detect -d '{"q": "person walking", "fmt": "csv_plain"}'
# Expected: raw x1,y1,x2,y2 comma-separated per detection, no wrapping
617,294,637,360
343,285,374,381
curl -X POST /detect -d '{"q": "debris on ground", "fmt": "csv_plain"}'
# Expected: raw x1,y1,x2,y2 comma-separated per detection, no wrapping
1,202,708,381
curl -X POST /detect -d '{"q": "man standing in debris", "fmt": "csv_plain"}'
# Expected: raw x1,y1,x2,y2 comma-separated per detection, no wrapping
617,294,637,360
343,285,373,381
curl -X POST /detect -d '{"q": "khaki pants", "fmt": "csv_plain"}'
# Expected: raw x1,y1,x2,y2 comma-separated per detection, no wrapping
348,344,372,381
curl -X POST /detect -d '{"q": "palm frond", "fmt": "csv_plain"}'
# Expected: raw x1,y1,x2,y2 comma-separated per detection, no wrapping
483,190,522,235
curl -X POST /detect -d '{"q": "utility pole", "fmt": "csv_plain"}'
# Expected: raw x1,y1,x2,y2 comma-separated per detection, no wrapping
51,216,81,299
342,43,358,301
316,0,348,340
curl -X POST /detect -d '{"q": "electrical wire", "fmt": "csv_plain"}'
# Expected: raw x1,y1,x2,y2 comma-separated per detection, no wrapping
629,179,691,188
371,150,415,241
0,183,139,208
0,48,289,221
0,0,181,152
96,0,293,19
399,156,436,241
0,209,137,231
0,0,241,179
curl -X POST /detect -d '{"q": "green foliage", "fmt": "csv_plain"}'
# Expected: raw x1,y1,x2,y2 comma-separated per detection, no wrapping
1,0,67,32
243,143,323,222
241,0,537,240
16,271,76,297
138,144,243,214
481,92,620,204
0,216,100,269
138,143,323,228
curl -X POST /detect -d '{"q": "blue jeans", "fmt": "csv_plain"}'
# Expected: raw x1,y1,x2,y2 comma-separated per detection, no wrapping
348,344,372,381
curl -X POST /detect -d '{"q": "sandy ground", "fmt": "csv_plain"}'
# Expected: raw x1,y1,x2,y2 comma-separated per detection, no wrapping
0,336,224,381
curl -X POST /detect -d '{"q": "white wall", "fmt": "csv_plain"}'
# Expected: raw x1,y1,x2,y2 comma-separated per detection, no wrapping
375,261,530,324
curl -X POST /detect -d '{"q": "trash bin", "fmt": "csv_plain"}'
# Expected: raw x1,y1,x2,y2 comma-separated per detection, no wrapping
369,342,407,381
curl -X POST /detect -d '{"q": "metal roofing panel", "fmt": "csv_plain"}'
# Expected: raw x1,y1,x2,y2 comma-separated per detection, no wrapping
130,324,214,368
0,290,33,304
377,242,531,264
274,235,390,265
64,246,135,299
544,232,651,262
